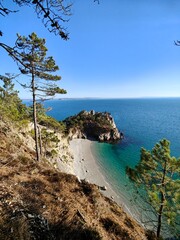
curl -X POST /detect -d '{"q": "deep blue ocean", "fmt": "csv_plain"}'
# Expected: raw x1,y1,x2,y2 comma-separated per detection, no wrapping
24,98,180,233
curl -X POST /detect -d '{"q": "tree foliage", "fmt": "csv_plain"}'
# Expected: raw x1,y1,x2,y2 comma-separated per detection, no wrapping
13,32,67,98
0,73,28,121
0,0,72,39
0,73,18,99
126,139,180,239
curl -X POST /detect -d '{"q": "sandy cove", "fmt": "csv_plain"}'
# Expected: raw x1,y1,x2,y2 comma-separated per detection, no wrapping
69,139,134,218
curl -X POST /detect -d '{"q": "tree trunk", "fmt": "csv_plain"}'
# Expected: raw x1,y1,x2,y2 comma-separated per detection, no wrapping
157,159,167,238
157,192,164,238
32,71,40,161
38,126,43,156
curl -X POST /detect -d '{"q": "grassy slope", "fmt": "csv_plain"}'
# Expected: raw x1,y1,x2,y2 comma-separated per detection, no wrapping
0,118,148,240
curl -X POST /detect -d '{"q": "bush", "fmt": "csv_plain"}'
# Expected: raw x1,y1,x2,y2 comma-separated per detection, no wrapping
38,114,66,132
101,217,129,238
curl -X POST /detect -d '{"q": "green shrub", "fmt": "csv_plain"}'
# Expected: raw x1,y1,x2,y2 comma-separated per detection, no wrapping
50,149,58,158
38,114,66,132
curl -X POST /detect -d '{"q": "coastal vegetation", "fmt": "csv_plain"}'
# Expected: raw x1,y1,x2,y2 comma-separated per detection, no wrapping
0,73,67,161
126,139,180,239
65,110,113,128
0,73,28,123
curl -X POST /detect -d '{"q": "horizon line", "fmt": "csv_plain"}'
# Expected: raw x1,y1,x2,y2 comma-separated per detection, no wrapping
21,96,180,100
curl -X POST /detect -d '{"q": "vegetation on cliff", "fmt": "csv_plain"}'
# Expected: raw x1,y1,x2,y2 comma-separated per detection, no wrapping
0,163,148,239
64,110,123,142
0,74,29,123
0,129,147,239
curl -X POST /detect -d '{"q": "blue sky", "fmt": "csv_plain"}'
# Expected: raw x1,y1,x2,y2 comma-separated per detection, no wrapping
1,0,180,98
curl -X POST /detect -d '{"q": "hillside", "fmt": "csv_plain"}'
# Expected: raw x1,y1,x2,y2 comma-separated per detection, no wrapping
0,114,149,239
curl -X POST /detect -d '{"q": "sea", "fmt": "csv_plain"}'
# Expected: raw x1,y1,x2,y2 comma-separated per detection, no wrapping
24,98,180,236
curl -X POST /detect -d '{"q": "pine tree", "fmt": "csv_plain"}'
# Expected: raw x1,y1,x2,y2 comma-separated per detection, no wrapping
8,32,66,161
0,73,27,120
126,139,180,239
0,73,18,100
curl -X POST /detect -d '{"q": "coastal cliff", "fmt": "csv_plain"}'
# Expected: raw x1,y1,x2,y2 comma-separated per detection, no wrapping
64,110,123,142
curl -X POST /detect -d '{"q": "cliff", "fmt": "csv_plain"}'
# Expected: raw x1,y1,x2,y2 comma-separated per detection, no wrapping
64,110,123,142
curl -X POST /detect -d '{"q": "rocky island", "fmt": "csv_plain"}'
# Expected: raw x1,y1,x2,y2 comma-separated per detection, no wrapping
64,110,123,142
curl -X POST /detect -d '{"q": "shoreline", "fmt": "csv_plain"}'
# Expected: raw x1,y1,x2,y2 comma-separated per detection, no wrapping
69,139,136,218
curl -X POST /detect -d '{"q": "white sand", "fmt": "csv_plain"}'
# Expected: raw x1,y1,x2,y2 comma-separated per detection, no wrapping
69,139,133,216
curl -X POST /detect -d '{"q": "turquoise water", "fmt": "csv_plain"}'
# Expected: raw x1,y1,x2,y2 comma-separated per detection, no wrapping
41,98,180,204
24,98,180,233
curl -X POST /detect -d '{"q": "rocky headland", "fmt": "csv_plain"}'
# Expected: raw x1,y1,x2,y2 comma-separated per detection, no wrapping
64,110,123,142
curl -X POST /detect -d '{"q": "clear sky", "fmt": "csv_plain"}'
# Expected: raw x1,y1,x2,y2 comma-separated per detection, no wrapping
1,0,180,99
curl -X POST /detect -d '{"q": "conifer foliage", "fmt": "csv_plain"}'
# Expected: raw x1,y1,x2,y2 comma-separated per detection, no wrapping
0,73,27,121
126,139,180,239
0,0,72,39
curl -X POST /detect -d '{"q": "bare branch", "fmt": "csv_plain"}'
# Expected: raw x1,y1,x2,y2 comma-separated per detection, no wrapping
174,40,180,46
12,0,72,40
94,0,100,4
0,42,29,70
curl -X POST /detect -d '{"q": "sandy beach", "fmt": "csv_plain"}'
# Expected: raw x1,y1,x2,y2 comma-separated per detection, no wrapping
69,139,134,217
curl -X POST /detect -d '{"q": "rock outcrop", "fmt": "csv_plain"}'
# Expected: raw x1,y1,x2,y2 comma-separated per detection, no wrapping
64,110,123,142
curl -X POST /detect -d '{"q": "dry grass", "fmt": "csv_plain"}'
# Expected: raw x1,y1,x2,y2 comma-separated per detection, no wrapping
0,120,147,240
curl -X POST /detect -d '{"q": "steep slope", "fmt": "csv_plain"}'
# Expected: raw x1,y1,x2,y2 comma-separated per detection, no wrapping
0,119,148,240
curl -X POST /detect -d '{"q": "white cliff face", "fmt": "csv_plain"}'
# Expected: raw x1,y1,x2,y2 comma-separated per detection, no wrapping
68,128,87,140
99,128,121,142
